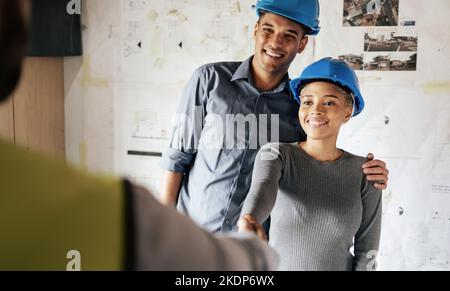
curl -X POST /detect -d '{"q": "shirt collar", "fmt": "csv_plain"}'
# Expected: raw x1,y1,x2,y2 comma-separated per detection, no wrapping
231,56,253,82
231,55,292,94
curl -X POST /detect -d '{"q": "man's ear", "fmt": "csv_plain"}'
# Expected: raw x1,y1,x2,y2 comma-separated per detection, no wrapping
253,22,259,39
19,0,32,25
297,36,309,54
298,36,309,54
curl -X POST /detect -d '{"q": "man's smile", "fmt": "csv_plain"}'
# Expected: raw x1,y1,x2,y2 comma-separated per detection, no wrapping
263,48,285,59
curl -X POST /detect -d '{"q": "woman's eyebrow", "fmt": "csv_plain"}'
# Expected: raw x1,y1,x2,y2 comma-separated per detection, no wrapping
300,94,340,99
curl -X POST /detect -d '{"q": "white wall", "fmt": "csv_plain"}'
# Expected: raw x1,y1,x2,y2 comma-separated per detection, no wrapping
64,0,450,270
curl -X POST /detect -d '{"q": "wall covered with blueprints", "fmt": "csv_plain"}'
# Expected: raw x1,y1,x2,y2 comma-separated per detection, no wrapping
64,0,450,270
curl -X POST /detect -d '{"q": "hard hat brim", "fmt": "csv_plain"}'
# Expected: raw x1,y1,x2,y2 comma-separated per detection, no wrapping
256,7,320,36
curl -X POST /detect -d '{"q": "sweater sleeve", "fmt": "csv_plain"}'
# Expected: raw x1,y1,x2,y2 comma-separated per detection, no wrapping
353,176,382,271
241,143,284,224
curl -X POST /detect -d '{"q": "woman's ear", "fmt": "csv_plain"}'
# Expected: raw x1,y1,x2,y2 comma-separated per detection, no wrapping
343,107,353,123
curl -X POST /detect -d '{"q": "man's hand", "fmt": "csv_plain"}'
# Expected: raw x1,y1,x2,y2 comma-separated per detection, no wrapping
363,153,389,190
237,214,267,241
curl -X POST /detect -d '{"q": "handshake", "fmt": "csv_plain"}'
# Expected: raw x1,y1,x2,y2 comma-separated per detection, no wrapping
237,214,268,241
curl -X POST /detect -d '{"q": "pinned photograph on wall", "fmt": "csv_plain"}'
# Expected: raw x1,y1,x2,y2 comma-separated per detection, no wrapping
338,54,364,70
343,0,399,26
363,52,417,71
364,29,418,52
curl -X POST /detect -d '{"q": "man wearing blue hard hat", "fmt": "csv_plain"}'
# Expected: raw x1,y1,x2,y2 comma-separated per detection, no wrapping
160,0,389,234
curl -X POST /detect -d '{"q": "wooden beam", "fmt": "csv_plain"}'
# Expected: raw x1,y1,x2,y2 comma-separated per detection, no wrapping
13,57,65,158
0,95,15,142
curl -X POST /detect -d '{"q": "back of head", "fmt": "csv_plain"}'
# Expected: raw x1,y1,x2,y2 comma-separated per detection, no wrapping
255,0,321,35
0,0,29,102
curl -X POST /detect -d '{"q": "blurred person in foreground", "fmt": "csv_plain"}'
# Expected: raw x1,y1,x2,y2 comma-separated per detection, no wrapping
0,0,276,271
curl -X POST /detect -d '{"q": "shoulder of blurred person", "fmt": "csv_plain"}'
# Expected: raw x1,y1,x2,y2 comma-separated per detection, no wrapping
0,137,127,270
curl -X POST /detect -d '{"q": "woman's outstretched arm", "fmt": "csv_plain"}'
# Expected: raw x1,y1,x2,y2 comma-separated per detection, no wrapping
239,143,284,228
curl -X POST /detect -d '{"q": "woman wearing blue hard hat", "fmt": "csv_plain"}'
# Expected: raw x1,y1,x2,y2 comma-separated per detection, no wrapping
239,58,382,271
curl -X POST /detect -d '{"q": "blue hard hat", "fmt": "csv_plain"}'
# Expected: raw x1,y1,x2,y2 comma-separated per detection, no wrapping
290,57,365,116
255,0,320,36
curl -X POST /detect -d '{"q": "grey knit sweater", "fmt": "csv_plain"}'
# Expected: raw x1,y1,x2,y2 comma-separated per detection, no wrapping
241,142,382,271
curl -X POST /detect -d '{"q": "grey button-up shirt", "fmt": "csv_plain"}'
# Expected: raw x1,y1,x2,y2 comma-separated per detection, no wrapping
161,56,306,232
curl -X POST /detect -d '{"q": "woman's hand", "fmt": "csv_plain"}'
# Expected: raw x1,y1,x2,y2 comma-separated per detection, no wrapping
237,214,268,241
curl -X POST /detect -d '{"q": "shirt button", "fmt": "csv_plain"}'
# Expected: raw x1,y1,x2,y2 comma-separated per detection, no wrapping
225,219,231,224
